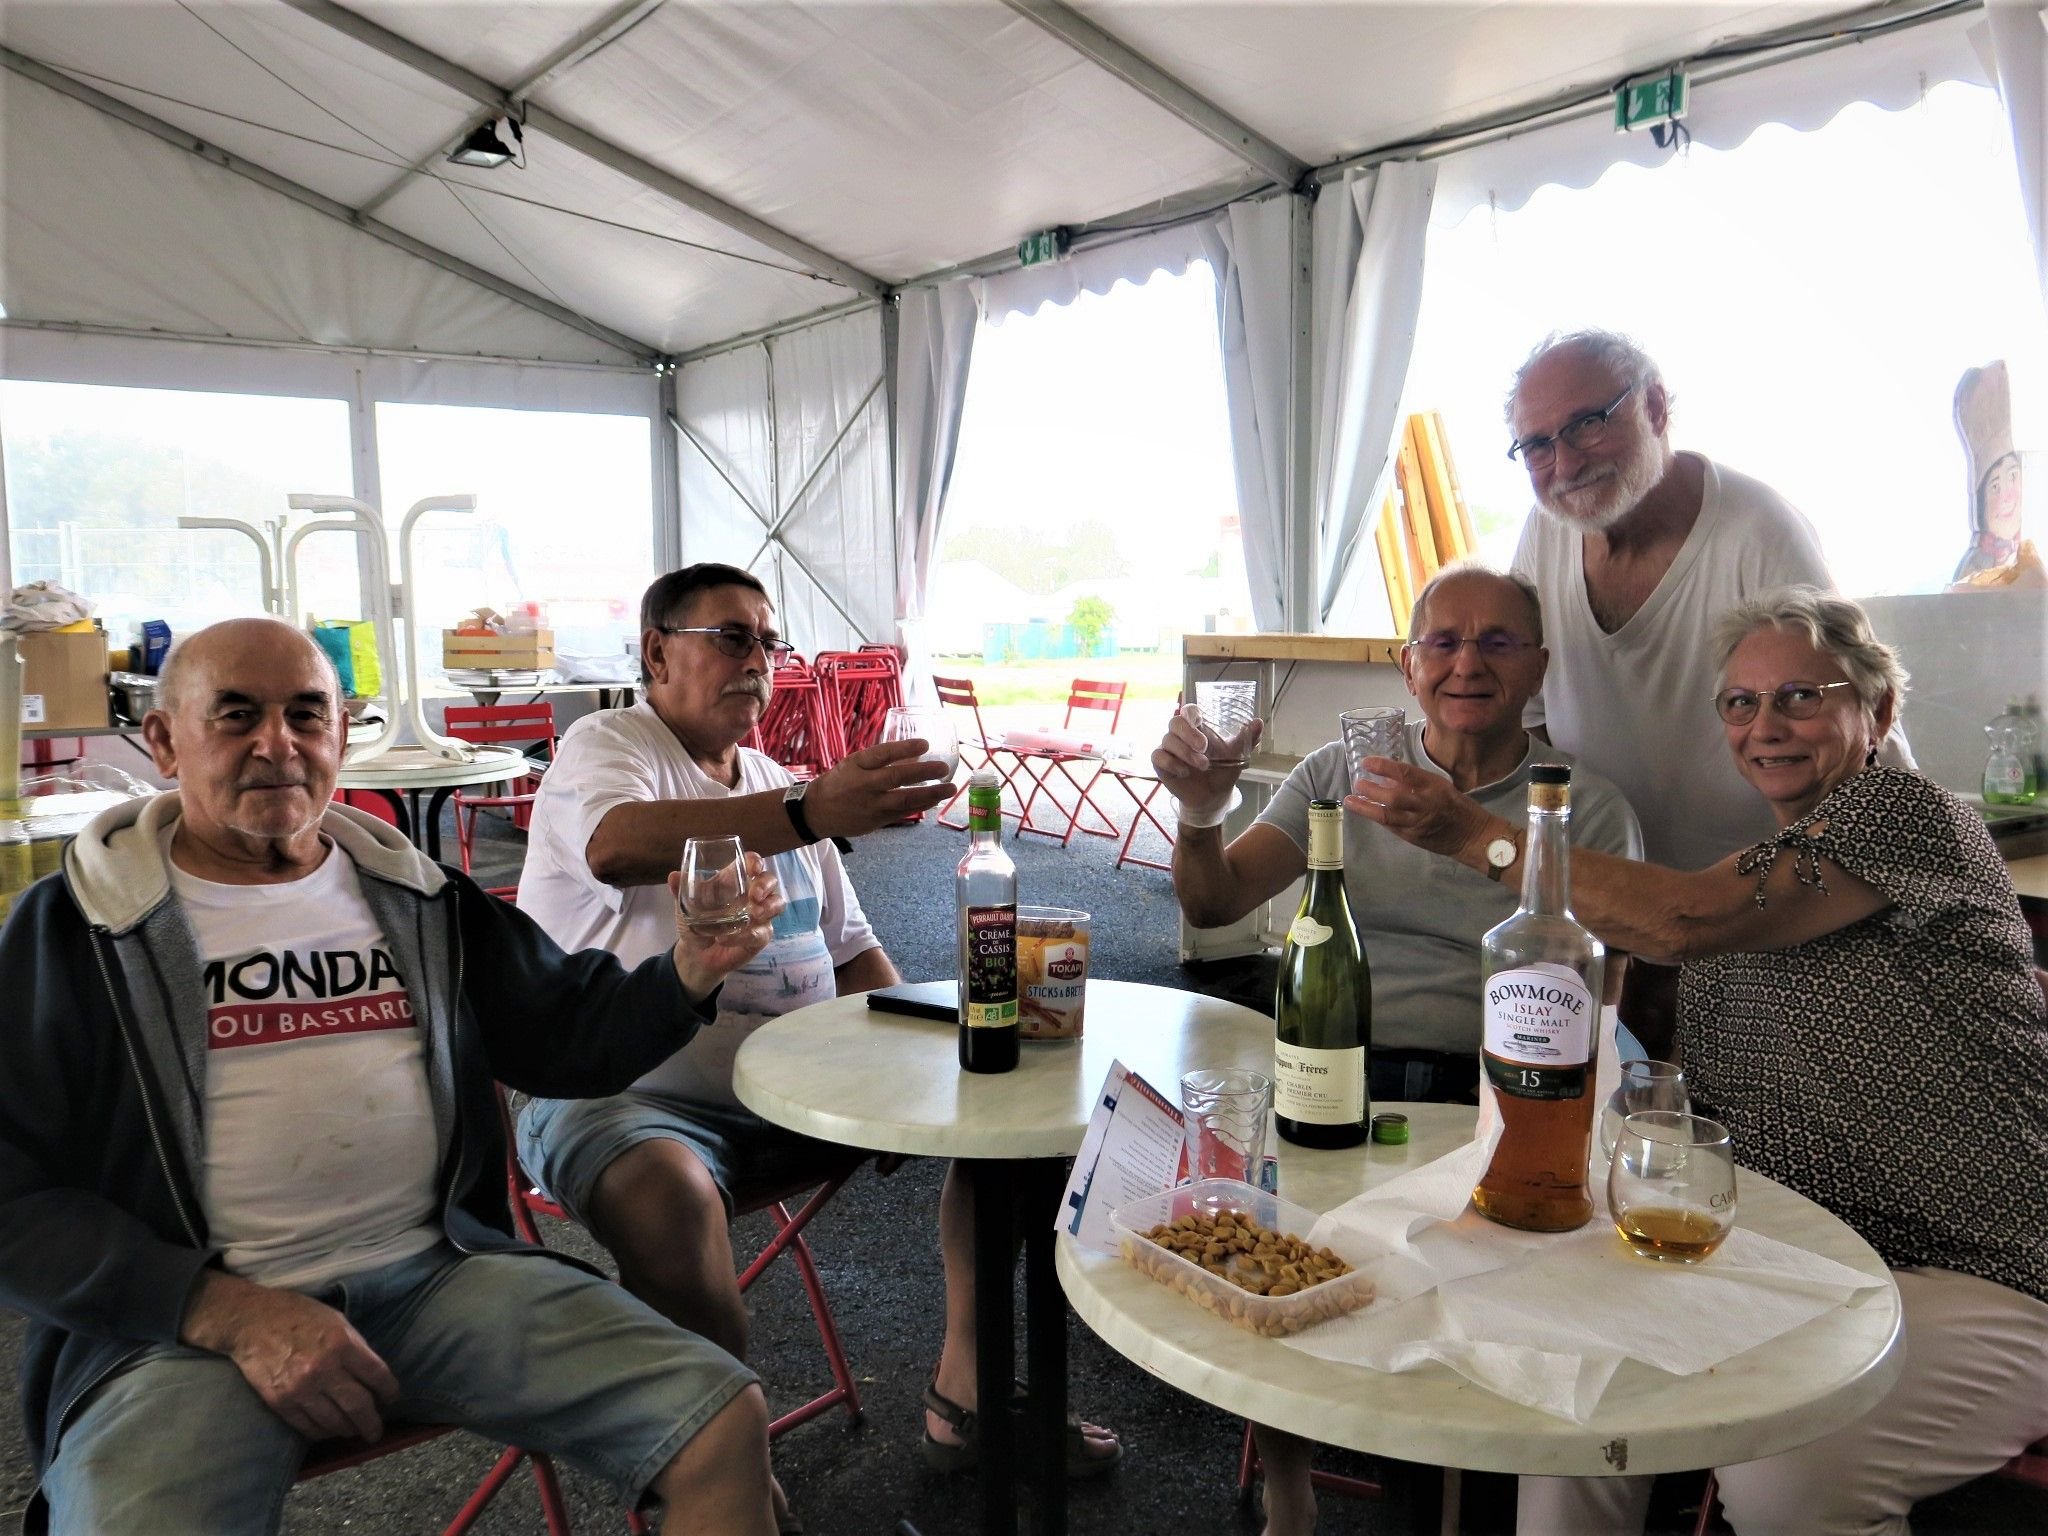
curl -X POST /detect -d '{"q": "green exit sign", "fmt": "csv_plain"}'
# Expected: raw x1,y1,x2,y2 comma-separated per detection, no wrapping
1016,227,1069,267
1614,70,1689,133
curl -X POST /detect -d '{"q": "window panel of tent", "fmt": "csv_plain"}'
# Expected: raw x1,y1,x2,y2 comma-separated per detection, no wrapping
372,402,655,682
0,380,356,647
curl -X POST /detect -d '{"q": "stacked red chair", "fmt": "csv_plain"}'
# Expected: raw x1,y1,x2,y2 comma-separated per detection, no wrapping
746,656,844,781
814,649,905,757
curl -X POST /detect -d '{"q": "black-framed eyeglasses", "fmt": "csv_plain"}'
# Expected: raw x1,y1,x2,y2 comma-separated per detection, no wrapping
1407,630,1538,662
1507,384,1635,468
1713,681,1857,725
660,625,796,661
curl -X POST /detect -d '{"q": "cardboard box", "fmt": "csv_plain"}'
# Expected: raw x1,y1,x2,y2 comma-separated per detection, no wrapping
20,629,111,730
441,629,555,672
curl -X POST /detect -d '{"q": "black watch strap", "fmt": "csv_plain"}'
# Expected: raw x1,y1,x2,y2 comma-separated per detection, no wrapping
783,786,820,846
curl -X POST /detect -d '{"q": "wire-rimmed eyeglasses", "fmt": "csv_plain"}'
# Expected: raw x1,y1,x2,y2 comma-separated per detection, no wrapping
660,625,796,661
1507,384,1635,468
1407,630,1538,662
1713,680,1857,725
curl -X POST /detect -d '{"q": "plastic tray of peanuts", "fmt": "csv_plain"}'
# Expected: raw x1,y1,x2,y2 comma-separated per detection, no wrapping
1110,1179,1376,1337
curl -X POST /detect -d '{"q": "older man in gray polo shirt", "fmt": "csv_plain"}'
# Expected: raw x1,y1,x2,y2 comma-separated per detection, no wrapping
1153,561,1643,1536
1154,562,1642,1106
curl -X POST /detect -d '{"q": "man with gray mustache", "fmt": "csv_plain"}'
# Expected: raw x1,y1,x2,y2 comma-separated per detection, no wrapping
1504,330,1906,1055
513,565,1122,1530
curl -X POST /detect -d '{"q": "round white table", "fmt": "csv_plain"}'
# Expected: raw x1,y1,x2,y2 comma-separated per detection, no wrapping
1058,1101,1904,1495
334,745,534,861
733,979,1273,1536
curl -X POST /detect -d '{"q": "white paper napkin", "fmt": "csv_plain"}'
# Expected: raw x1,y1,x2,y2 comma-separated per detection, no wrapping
1286,1138,1888,1423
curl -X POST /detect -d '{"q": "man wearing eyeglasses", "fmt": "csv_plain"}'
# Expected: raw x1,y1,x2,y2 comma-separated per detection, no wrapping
1152,562,1640,1536
1504,330,1909,1056
511,564,1120,1526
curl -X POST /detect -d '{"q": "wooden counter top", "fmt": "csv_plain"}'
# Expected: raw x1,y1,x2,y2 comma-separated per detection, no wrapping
1183,633,1403,665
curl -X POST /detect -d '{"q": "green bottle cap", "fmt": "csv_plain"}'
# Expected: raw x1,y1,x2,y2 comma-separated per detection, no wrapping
1370,1112,1410,1145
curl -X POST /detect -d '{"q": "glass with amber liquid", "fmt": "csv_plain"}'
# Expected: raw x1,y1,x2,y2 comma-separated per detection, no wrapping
1474,765,1605,1232
1608,1111,1737,1263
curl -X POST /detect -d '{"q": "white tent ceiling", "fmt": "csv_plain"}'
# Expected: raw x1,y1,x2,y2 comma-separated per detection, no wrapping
1,0,1923,364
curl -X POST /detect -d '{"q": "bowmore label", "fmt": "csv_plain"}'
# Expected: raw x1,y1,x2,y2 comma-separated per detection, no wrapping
1287,915,1333,947
1274,1039,1366,1123
1482,962,1593,1099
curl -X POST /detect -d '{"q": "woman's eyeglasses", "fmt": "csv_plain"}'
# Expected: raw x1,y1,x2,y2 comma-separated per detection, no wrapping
661,625,797,661
1713,680,1857,725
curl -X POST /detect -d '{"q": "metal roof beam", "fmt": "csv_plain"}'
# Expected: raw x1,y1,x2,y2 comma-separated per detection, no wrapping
0,45,659,364
284,0,888,299
357,0,666,217
998,0,1308,190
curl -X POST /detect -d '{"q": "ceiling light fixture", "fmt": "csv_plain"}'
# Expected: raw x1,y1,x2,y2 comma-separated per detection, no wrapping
447,116,523,169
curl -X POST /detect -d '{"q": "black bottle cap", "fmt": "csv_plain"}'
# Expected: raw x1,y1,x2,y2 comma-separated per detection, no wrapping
1529,764,1572,786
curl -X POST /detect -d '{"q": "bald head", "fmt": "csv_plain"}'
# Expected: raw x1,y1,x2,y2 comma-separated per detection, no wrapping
157,618,340,718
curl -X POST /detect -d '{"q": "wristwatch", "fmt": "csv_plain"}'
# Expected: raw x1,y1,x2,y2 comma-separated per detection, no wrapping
1484,834,1520,882
783,780,820,845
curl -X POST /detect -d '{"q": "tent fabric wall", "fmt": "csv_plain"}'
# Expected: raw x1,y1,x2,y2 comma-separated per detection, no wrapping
891,280,979,689
1311,161,1436,634
1211,195,1296,634
1984,1,2048,309
674,307,892,655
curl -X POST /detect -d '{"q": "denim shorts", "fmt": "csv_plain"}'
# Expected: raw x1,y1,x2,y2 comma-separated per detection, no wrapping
41,1243,755,1535
518,1089,852,1224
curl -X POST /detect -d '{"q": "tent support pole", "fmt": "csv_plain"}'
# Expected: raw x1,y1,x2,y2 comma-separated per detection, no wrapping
1284,190,1318,633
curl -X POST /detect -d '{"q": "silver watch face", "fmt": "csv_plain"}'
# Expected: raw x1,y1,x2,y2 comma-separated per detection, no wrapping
784,781,807,804
1487,837,1516,868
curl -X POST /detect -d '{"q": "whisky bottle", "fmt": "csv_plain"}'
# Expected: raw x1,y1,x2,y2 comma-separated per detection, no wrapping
1474,765,1605,1231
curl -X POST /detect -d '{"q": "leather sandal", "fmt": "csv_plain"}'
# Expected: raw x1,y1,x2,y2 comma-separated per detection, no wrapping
919,1380,1123,1479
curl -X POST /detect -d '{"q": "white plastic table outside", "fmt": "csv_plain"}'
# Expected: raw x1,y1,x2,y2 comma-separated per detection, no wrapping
1057,1101,1903,1485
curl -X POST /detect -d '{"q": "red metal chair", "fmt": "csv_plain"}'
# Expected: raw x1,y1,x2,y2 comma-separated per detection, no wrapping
497,1089,866,1443
932,674,1027,829
1102,759,1175,871
296,1423,590,1535
1005,679,1128,846
444,704,558,874
813,650,906,758
744,656,844,782
1234,1426,1381,1510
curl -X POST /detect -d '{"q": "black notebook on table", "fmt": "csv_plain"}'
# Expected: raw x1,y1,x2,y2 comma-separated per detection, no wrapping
864,980,956,1022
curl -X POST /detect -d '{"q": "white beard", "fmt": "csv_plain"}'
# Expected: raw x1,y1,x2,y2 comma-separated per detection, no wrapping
1539,434,1669,532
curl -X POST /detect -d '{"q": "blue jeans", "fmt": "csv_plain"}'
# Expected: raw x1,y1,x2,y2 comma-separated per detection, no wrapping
41,1242,755,1536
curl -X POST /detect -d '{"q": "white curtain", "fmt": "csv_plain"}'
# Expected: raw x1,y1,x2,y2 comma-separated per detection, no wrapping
1311,159,1436,630
891,280,980,693
1985,1,2048,308
1207,196,1296,633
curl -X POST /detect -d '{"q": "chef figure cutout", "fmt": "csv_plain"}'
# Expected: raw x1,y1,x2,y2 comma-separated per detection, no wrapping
1950,361,2043,590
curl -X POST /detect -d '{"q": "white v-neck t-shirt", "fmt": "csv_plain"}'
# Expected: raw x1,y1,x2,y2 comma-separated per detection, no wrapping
1512,455,1838,872
171,838,441,1291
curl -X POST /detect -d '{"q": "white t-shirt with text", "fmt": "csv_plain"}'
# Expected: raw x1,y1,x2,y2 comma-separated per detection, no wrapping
173,839,441,1291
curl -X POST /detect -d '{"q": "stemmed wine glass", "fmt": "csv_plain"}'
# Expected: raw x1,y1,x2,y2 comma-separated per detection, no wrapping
880,706,960,780
678,835,749,935
1598,1059,1690,1161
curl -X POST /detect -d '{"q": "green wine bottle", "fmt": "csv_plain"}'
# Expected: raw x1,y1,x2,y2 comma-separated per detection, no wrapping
1274,799,1370,1148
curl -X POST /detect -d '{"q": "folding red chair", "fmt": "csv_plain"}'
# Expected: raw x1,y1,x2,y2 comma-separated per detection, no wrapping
444,704,557,873
1006,679,1128,846
497,1089,866,1442
1102,760,1174,871
932,674,1026,829
744,656,844,782
1234,1426,1381,1512
813,650,906,758
296,1422,594,1536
